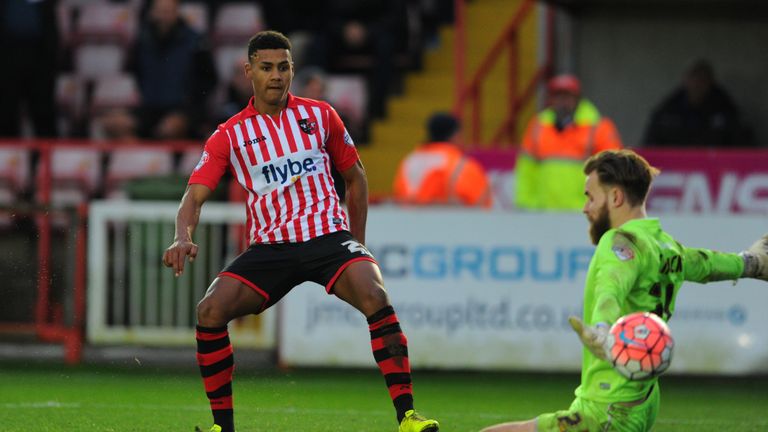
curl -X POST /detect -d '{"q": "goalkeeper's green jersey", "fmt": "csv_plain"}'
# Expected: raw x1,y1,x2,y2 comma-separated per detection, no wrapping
574,218,744,403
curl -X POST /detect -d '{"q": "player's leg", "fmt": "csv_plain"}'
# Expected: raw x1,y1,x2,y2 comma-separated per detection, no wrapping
480,420,536,432
332,260,438,431
605,385,660,432
195,276,266,432
482,397,604,432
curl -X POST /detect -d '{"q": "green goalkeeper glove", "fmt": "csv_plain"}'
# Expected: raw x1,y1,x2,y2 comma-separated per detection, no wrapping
740,234,768,281
568,316,611,361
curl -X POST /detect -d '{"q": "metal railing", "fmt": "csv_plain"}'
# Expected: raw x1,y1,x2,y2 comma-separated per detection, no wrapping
453,0,554,147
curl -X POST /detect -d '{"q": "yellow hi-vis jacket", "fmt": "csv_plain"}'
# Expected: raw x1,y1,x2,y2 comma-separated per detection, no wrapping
515,99,623,210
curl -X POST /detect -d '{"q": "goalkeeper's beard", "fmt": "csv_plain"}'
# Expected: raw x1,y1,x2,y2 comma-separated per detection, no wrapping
589,203,611,245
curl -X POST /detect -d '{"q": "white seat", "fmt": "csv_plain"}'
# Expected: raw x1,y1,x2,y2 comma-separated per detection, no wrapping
38,148,102,206
56,74,87,116
75,2,137,45
0,148,31,203
56,74,87,137
74,44,125,80
57,1,75,47
325,75,368,128
178,147,207,175
91,74,140,111
106,148,174,198
214,45,246,86
180,2,209,35
213,3,264,44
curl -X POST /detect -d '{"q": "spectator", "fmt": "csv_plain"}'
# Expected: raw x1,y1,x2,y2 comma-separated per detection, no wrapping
393,112,492,207
129,0,217,139
0,0,58,137
319,0,410,119
515,74,623,211
642,59,753,147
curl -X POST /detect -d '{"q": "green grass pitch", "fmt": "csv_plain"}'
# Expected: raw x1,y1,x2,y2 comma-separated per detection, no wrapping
1,363,766,431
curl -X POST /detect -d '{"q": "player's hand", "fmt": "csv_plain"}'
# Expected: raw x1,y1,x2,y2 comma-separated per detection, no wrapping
162,239,199,277
740,234,768,281
568,316,610,361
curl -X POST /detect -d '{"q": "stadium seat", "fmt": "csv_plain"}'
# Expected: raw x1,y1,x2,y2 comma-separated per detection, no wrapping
37,148,102,207
0,148,31,205
75,1,137,45
74,44,125,80
177,147,206,175
56,74,87,137
214,45,247,86
57,1,75,48
105,148,174,199
90,74,140,112
179,2,209,35
212,3,264,44
326,75,368,128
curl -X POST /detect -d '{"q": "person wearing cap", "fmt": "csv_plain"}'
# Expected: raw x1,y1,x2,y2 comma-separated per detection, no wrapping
393,112,492,207
515,74,623,210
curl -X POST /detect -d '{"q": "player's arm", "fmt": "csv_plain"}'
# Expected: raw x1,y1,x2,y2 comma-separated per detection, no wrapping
570,231,641,360
163,184,213,277
323,106,366,242
682,234,768,282
163,128,229,276
339,160,368,244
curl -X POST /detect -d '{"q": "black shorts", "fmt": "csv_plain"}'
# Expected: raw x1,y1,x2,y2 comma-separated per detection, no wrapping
218,230,377,311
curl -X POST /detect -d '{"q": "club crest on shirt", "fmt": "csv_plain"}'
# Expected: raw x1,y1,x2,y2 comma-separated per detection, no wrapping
298,118,317,135
194,151,209,172
612,245,635,261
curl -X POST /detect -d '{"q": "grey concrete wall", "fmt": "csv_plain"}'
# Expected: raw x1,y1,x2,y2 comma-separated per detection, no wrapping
564,7,768,147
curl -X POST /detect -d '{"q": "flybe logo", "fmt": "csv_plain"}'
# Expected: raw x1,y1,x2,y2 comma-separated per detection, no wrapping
262,157,317,184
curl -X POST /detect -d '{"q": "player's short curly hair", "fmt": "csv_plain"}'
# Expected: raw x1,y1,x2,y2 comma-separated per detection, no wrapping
583,149,660,207
247,30,292,59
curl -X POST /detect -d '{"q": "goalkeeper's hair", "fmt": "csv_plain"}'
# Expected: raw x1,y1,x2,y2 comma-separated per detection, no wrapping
247,30,292,60
583,149,660,207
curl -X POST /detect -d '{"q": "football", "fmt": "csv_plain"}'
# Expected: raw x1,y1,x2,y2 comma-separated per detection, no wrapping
607,312,674,380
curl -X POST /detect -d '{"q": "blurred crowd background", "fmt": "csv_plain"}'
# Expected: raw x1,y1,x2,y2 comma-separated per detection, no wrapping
0,0,456,144
2,0,767,204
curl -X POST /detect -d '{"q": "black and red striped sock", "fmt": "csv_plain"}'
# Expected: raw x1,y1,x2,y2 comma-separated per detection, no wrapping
367,305,414,422
196,325,235,432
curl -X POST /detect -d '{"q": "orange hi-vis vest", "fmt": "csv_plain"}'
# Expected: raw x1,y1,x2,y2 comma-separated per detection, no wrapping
515,99,623,210
393,142,492,207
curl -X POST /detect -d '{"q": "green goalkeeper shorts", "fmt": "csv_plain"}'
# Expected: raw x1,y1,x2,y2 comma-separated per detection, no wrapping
536,384,660,432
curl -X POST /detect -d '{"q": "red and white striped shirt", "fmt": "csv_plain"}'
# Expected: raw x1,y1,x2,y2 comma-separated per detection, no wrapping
189,94,359,244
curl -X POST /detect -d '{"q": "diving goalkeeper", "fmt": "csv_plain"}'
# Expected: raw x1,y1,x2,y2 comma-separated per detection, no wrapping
481,149,767,432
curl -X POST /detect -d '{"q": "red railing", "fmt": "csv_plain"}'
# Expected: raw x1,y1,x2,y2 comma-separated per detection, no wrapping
0,139,201,363
453,0,554,147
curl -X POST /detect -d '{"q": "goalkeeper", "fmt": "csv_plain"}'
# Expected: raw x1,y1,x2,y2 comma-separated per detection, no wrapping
481,149,767,432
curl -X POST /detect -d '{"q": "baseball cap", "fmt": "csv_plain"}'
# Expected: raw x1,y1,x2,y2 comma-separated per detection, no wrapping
547,74,581,95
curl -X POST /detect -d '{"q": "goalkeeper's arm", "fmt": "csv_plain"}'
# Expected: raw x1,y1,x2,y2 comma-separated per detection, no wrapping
682,234,768,283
